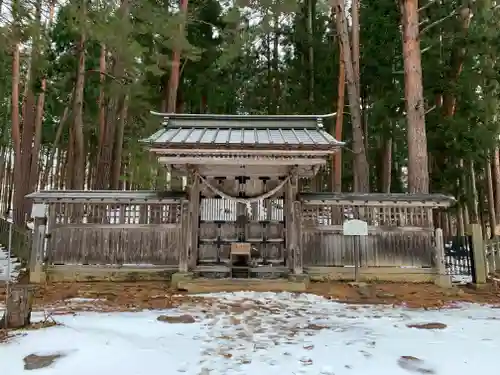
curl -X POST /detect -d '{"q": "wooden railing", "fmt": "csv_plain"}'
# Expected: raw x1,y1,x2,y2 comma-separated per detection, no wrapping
299,193,454,268
27,191,184,266
485,237,500,276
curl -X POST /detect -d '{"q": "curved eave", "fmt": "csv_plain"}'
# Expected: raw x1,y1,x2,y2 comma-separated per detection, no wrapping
142,141,345,152
299,193,457,208
26,190,185,204
149,111,337,121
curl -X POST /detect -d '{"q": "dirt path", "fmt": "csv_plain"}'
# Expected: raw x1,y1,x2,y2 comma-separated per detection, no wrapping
2,281,500,312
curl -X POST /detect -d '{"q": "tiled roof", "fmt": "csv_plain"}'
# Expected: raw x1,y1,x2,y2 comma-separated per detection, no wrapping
144,127,343,147
142,112,344,148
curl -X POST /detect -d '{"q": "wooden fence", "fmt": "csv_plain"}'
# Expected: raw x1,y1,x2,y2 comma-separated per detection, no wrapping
27,191,183,266
299,194,452,268
23,190,457,283
0,218,32,264
485,237,500,276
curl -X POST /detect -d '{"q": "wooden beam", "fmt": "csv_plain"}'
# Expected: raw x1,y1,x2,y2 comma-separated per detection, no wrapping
26,190,184,204
150,148,338,156
292,200,303,275
50,223,180,229
301,225,434,233
179,199,190,273
157,157,327,166
285,175,298,271
301,199,453,207
169,165,320,178
188,172,200,269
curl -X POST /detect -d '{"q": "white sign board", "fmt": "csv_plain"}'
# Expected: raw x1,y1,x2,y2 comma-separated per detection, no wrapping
343,219,368,236
31,203,47,218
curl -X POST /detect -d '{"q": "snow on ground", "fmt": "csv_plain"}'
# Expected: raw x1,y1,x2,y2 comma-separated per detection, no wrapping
1,292,500,375
0,246,20,282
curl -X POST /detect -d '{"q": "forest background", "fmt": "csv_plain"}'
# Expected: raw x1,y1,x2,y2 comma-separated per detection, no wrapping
0,0,499,236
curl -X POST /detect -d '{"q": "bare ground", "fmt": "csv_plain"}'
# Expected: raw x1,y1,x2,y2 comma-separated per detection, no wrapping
1,280,499,313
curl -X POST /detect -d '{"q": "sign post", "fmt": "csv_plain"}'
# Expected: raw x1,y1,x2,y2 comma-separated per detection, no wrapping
343,219,368,282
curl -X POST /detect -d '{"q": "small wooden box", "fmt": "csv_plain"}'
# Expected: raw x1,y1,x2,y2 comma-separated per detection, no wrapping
231,242,251,255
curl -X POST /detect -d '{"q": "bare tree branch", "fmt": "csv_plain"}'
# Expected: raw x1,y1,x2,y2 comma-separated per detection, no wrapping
418,0,437,12
420,10,456,35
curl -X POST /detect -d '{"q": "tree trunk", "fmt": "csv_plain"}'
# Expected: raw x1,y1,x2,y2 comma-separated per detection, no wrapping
95,43,107,184
380,137,392,193
166,0,188,113
272,13,280,114
493,148,500,220
266,30,272,112
307,0,315,104
167,0,189,196
0,285,35,329
40,107,70,190
29,80,45,193
4,151,13,215
111,95,129,189
333,40,345,193
28,0,53,196
11,37,21,223
486,157,497,238
457,205,465,237
18,88,36,213
94,0,130,190
470,159,479,224
0,147,6,214
333,0,369,192
351,0,360,93
400,0,429,193
69,2,87,190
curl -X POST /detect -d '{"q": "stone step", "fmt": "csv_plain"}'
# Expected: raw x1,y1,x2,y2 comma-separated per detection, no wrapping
177,278,308,294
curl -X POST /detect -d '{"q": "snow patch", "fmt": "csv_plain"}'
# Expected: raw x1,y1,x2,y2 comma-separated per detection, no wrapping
1,292,499,374
0,246,21,282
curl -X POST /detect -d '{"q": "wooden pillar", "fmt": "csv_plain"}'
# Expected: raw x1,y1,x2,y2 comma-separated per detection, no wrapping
29,216,47,283
433,228,452,288
179,199,190,273
433,228,446,275
495,240,500,273
46,204,56,266
285,174,298,271
188,173,200,269
292,200,303,274
468,223,487,284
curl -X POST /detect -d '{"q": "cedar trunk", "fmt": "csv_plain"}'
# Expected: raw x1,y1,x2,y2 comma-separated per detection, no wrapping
11,41,21,222
486,158,497,238
333,40,345,193
167,0,189,196
94,0,130,190
69,26,86,190
493,148,500,220
333,0,369,192
400,0,429,193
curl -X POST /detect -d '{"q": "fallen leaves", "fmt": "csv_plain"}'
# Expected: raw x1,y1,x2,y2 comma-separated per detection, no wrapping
1,280,500,313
